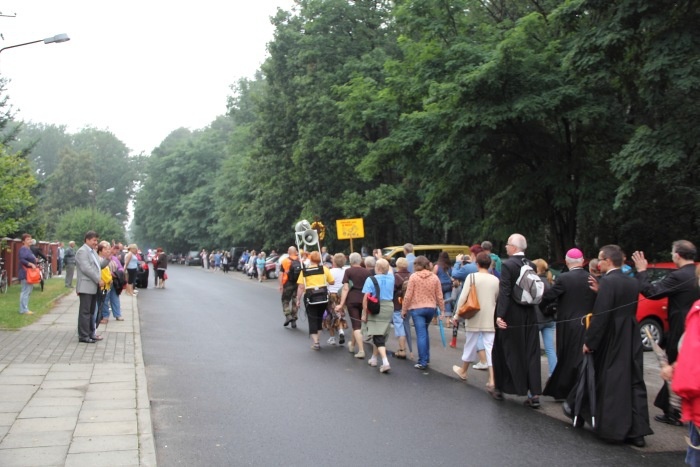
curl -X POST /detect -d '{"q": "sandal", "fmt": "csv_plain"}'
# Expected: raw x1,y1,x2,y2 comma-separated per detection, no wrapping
311,342,320,351
395,349,406,359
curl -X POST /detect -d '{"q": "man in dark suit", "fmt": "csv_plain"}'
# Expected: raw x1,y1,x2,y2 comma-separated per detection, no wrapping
491,233,542,407
542,248,597,400
569,244,652,447
75,231,108,343
632,240,699,426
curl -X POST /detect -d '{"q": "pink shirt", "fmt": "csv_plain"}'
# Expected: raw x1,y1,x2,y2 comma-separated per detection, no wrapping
401,270,445,313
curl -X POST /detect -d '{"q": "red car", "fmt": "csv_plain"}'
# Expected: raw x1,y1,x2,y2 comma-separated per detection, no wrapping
636,262,677,351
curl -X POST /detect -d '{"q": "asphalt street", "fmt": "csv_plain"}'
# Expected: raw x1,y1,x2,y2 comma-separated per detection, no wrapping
139,265,685,466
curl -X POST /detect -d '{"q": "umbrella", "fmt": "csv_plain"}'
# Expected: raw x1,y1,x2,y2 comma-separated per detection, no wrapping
403,314,413,355
644,328,681,412
573,313,596,428
573,352,596,429
438,312,447,348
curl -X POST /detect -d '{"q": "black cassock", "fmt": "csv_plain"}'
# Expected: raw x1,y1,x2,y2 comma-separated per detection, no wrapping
492,255,541,396
567,269,653,441
542,268,597,399
637,264,699,414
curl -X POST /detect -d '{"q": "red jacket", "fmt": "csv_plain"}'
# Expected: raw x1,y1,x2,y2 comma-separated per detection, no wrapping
673,299,700,425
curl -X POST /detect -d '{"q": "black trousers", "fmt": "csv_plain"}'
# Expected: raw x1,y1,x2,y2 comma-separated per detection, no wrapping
78,293,97,339
306,302,326,335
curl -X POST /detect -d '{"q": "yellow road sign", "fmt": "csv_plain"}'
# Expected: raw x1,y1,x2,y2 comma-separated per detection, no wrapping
336,218,364,240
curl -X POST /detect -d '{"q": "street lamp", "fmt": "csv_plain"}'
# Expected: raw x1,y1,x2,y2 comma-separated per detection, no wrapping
0,34,70,54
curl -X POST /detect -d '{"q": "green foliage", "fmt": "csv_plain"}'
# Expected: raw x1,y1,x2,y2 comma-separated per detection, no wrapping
127,0,700,260
54,207,124,244
0,147,37,238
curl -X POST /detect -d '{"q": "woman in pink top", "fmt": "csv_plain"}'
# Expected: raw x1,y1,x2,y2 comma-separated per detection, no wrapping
401,256,445,370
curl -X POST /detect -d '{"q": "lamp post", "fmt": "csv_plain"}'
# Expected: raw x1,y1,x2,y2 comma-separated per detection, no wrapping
0,34,70,55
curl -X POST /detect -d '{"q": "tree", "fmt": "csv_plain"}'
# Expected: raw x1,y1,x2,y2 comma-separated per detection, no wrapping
0,147,37,237
54,207,124,244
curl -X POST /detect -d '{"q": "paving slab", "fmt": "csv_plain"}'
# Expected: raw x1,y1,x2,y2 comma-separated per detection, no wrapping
0,430,73,449
10,417,77,433
65,449,139,467
79,409,137,423
0,292,155,465
73,420,137,437
0,445,69,467
68,434,137,453
18,405,81,419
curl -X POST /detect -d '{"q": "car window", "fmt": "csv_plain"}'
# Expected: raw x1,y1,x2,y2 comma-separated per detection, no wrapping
648,268,673,284
382,248,402,258
419,249,441,263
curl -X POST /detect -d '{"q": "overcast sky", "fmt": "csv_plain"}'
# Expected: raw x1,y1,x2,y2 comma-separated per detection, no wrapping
0,1,295,154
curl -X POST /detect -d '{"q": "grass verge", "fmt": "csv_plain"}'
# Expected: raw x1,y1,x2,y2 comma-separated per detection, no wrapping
0,278,71,330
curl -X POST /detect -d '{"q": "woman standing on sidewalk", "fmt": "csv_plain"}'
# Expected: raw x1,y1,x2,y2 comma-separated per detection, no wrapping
17,233,38,315
401,256,445,370
124,244,139,296
156,248,168,288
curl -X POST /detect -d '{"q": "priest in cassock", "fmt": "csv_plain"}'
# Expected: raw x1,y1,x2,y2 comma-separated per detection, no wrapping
541,248,597,400
632,240,699,427
565,244,653,447
491,233,542,407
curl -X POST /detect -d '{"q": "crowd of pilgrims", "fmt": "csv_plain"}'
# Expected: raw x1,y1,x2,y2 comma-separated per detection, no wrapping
274,235,700,456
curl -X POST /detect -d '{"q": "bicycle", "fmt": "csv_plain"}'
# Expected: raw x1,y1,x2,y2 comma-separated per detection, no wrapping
37,258,50,291
0,259,8,294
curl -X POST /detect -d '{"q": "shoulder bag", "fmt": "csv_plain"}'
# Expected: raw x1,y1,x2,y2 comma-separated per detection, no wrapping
367,276,381,315
457,274,480,320
25,266,42,285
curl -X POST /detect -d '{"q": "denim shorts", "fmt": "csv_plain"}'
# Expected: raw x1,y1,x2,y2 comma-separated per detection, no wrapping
392,311,405,337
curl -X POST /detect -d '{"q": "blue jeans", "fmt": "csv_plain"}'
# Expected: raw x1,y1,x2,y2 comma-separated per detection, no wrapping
443,290,453,316
412,307,436,367
539,322,557,377
687,422,700,466
104,288,122,318
19,280,33,313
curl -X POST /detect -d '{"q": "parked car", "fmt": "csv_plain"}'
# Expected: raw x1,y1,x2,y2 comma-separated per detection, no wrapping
381,244,471,267
636,262,677,351
185,250,202,266
264,255,280,279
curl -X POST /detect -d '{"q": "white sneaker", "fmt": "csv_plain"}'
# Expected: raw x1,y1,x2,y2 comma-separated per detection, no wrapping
473,362,489,370
380,364,391,373
327,337,337,346
368,357,378,367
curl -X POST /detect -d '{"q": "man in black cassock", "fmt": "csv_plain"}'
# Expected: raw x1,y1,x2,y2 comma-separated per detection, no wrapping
632,240,699,426
541,248,597,400
567,244,653,447
491,233,542,407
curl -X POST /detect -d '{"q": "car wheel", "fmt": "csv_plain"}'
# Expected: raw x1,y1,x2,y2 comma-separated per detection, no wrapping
266,269,277,279
639,318,663,352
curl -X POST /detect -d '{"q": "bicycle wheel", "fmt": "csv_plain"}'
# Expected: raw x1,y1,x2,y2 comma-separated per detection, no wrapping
0,271,7,294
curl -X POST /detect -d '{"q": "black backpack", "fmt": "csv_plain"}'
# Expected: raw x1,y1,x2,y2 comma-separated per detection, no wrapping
286,257,302,283
367,276,381,315
302,265,329,305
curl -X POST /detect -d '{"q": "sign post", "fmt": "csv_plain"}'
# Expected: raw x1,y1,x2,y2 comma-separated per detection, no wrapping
335,218,365,253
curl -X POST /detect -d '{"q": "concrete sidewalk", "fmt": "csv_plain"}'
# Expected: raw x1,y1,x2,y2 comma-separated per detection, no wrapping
0,290,156,466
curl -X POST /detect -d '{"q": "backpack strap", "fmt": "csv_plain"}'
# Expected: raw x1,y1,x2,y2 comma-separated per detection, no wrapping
370,275,380,299
302,264,327,288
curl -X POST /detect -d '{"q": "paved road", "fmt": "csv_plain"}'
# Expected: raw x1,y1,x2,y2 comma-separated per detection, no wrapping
140,265,685,466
